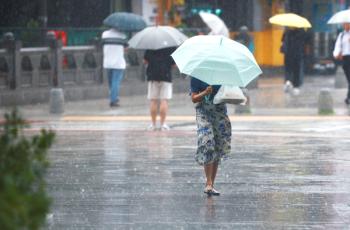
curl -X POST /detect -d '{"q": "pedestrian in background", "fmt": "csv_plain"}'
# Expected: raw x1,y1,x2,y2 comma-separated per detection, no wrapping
190,77,232,196
333,23,350,105
234,26,254,53
102,28,127,107
144,47,176,131
281,28,307,95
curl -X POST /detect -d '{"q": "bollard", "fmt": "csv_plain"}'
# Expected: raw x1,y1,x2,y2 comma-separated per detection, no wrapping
318,88,334,115
50,88,64,114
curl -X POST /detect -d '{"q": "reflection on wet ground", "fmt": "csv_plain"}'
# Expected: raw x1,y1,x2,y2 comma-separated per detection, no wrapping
41,118,350,229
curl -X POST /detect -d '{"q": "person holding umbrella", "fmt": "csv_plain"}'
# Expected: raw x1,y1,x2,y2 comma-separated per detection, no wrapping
190,78,231,196
102,28,127,107
128,26,188,130
328,9,350,104
102,12,146,107
144,47,176,131
281,27,307,95
332,23,350,105
172,35,262,195
269,13,312,95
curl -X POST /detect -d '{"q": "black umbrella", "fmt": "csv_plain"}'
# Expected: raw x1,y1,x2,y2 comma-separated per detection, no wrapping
103,12,146,32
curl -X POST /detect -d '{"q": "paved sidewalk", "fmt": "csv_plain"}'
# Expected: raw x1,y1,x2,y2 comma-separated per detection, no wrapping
1,74,349,121
38,116,350,229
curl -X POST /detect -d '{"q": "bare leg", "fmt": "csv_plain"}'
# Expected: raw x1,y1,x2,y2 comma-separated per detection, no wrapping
159,99,168,126
211,161,219,187
150,99,158,126
204,163,214,190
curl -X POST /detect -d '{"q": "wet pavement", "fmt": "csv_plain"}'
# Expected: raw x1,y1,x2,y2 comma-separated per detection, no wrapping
2,74,350,229
22,116,348,229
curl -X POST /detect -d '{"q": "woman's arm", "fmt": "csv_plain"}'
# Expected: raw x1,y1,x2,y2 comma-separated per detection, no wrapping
191,86,212,103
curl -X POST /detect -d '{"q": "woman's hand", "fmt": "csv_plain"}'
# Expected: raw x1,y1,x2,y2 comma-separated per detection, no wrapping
191,86,213,103
204,86,213,95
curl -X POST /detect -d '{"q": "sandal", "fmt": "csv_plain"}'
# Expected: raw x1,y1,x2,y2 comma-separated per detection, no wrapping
210,188,220,196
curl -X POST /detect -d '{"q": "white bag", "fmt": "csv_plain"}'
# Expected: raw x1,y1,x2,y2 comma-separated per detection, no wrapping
213,85,247,105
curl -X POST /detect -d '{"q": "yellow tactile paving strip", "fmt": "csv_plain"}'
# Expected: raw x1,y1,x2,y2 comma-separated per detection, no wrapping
62,115,350,122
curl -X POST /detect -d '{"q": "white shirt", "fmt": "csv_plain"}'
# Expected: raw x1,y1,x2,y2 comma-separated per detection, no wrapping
333,30,350,57
102,29,126,69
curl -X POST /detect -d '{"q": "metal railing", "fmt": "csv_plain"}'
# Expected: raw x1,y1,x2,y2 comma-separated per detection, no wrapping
0,32,146,91
0,28,104,47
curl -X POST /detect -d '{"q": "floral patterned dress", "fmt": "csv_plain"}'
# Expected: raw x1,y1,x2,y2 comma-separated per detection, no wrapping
195,99,232,166
190,77,232,165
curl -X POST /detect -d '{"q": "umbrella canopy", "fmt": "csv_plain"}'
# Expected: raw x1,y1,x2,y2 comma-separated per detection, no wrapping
199,12,229,37
128,26,188,50
327,9,350,24
269,13,312,28
103,12,146,32
171,35,262,86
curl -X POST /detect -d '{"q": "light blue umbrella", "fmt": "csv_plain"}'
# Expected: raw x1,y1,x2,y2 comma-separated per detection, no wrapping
171,35,262,86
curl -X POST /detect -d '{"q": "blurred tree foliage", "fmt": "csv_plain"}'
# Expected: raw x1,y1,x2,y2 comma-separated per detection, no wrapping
21,19,42,47
0,110,55,230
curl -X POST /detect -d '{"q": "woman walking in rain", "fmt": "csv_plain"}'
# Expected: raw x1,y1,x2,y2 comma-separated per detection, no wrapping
171,35,261,196
190,77,231,196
